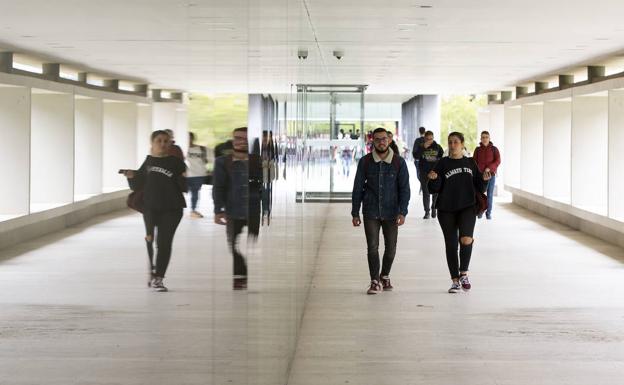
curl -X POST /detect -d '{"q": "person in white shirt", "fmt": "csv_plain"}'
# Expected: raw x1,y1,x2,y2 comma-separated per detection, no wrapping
186,132,209,218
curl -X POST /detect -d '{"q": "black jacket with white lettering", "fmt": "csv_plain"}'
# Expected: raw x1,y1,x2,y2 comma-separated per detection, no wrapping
129,155,187,210
427,156,486,212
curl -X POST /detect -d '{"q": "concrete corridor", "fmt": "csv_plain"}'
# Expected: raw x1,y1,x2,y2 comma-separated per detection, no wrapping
1,196,624,385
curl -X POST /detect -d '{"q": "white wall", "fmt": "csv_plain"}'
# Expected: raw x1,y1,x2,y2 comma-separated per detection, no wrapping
608,90,624,221
543,99,571,203
571,93,608,215
137,104,152,162
520,103,543,195
504,106,521,188
102,101,138,192
31,91,74,211
74,97,103,199
153,102,188,155
0,86,30,216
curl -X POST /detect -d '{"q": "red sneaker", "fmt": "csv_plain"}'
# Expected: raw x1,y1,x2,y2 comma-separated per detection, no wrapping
380,276,393,291
367,280,382,295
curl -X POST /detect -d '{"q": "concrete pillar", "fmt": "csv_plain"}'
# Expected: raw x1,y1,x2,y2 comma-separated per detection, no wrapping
0,52,13,73
558,75,574,88
30,90,75,211
535,82,549,93
587,66,605,83
134,84,148,96
74,96,103,200
42,63,60,82
420,95,441,140
0,86,30,216
102,101,138,191
516,86,529,97
103,79,119,92
248,94,263,154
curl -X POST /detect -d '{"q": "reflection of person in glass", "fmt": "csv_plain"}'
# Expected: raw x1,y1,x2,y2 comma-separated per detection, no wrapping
212,127,263,290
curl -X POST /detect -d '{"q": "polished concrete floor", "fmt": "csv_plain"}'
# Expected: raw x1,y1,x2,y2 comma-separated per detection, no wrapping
1,187,624,385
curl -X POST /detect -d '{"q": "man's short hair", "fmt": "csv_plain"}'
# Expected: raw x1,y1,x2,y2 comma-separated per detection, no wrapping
481,130,490,136
419,126,426,135
233,127,248,134
425,130,434,137
373,127,387,136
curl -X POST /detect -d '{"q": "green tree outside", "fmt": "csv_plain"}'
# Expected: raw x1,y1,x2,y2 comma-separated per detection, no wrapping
188,94,248,149
440,95,486,153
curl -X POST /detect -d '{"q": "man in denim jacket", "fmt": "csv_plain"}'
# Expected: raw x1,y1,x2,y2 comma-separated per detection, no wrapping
352,127,411,295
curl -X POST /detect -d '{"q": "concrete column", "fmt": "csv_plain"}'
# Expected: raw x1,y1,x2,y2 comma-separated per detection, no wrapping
516,86,529,97
248,94,263,154
42,63,60,82
0,52,13,73
558,75,574,88
608,90,624,221
571,94,608,214
587,66,605,83
535,82,549,93
103,79,119,92
102,101,138,191
74,96,103,200
30,91,75,211
420,95,441,140
0,86,30,216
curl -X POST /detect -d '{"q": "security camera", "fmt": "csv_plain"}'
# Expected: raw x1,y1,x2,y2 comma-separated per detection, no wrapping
298,49,308,60
333,50,344,60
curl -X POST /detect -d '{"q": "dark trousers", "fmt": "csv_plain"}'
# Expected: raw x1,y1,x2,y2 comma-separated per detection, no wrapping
227,218,248,277
143,208,183,278
486,174,496,216
420,175,438,213
437,207,476,279
187,176,204,210
363,218,398,281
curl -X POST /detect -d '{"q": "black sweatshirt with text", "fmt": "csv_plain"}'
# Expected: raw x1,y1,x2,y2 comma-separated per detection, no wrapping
427,156,486,212
129,155,187,210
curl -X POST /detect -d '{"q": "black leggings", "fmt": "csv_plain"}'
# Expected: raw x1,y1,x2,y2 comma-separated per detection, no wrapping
143,208,183,278
227,218,248,277
437,207,476,279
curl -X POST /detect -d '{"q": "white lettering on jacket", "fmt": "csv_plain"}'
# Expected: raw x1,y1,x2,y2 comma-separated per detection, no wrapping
148,166,173,178
445,167,473,179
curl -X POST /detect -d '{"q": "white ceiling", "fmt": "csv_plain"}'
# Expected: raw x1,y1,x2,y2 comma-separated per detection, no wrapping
1,0,624,95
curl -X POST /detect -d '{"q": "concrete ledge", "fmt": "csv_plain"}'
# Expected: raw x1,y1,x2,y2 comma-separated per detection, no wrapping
507,185,624,248
0,190,130,250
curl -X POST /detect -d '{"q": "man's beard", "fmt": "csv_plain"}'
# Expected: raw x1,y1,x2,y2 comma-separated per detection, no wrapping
375,146,388,154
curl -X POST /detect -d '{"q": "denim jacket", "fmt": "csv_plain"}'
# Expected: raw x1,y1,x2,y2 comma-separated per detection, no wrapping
351,149,410,220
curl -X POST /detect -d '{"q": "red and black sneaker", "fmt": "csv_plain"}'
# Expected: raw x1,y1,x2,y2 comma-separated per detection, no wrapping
459,275,471,291
380,276,393,291
366,280,382,295
233,276,248,290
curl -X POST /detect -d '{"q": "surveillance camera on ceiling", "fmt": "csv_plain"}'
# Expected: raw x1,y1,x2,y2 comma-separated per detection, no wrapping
333,50,344,60
298,49,308,60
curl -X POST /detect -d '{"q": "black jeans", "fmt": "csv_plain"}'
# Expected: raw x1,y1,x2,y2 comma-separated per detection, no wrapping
363,218,398,281
419,175,438,213
227,218,248,277
143,208,183,278
437,207,476,279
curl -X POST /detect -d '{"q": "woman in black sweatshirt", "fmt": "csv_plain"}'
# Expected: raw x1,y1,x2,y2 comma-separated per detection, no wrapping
123,130,187,292
427,132,491,293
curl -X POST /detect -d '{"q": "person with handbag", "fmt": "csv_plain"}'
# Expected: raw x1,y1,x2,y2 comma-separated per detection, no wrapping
123,130,187,292
473,131,502,220
427,132,491,293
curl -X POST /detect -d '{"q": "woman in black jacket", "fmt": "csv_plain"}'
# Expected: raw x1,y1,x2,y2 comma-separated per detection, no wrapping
427,132,491,293
123,130,187,292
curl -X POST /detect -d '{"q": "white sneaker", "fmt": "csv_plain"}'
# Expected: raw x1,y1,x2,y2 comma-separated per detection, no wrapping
448,281,461,293
190,211,204,218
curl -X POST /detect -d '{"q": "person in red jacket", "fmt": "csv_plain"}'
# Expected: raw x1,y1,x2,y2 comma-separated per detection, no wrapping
473,131,501,219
